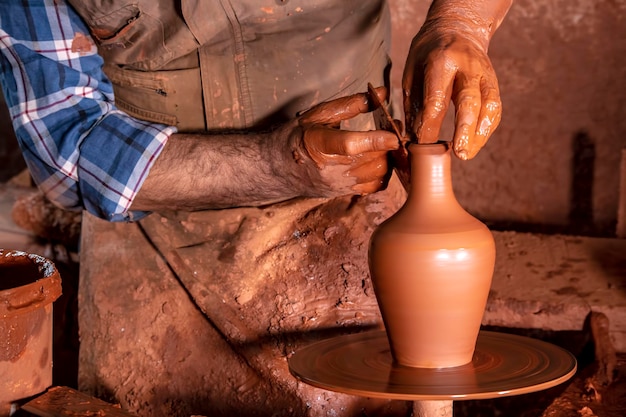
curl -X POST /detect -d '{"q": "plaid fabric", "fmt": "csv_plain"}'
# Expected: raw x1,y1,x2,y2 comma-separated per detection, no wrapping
0,0,176,221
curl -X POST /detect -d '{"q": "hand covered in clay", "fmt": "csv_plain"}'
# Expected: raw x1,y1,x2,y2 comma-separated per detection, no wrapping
283,87,400,198
403,0,512,160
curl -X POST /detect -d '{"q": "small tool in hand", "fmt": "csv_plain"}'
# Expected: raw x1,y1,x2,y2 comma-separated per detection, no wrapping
367,83,410,191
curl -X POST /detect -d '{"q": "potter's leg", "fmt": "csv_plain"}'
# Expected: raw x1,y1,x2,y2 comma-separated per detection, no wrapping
77,213,294,417
412,400,453,417
136,185,410,417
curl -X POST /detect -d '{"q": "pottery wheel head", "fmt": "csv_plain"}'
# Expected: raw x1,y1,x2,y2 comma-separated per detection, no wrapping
288,330,576,401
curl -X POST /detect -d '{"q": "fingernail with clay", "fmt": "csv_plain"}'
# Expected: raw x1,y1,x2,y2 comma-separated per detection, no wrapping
454,139,467,156
455,148,469,160
454,138,470,160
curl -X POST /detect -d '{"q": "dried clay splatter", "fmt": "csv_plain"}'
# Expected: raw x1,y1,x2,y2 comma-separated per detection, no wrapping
71,32,94,54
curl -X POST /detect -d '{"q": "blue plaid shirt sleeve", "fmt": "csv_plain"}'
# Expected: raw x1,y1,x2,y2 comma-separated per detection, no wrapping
0,0,177,222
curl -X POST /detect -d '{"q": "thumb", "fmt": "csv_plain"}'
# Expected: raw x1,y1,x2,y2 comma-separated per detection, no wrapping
299,89,385,126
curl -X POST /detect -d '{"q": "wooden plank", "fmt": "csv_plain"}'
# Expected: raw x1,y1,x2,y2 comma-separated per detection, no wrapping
540,313,625,417
21,386,137,417
485,231,626,351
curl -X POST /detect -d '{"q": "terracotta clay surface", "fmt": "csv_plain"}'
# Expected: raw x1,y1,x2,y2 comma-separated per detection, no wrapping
369,143,495,367
288,330,577,400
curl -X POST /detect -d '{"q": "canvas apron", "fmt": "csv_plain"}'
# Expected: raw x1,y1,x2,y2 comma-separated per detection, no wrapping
72,0,407,415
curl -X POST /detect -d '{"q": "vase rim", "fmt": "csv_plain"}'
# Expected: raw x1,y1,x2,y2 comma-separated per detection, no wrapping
407,141,451,155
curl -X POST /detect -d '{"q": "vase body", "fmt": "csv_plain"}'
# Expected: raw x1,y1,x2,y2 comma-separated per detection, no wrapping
368,143,495,368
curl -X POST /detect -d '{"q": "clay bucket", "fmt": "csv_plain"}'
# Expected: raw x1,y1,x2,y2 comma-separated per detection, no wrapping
0,249,62,415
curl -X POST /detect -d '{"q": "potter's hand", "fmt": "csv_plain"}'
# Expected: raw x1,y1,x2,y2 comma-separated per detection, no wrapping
287,87,399,197
403,0,512,160
131,88,399,212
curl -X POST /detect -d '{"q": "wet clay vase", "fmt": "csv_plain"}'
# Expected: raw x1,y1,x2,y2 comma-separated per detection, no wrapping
0,250,62,415
368,142,495,368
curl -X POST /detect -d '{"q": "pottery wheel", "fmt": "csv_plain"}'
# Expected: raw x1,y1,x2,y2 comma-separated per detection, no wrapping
288,330,576,401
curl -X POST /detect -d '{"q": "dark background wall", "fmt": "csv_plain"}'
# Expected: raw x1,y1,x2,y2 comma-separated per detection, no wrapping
0,90,25,182
389,0,626,236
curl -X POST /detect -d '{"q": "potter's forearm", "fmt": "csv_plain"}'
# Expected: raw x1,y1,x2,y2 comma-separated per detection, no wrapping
423,0,512,49
130,131,305,211
130,89,400,213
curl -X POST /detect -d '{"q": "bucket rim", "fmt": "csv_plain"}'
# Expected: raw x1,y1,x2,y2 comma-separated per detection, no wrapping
0,249,62,316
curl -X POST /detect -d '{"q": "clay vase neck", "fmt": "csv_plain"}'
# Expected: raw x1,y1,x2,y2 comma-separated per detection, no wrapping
368,142,496,368
402,143,475,232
